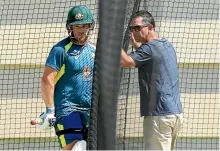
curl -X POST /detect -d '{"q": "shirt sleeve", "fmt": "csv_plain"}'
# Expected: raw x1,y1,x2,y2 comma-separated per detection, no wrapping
45,46,68,72
129,44,152,67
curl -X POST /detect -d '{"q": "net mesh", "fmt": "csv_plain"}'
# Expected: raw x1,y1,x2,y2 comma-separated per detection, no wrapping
0,0,99,150
116,0,219,150
0,0,219,150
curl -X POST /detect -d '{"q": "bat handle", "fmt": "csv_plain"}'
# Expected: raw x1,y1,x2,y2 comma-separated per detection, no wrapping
30,119,43,125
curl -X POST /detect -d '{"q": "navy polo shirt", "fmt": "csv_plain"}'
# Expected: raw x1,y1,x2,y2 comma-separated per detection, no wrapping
130,38,182,116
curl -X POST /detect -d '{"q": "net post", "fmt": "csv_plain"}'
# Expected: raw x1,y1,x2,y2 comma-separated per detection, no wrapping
95,0,128,150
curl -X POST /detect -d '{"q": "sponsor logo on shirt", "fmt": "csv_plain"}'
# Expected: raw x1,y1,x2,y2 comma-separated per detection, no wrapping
91,52,95,59
70,50,81,59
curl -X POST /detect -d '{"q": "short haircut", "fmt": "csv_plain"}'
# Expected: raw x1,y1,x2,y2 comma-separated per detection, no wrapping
131,10,155,28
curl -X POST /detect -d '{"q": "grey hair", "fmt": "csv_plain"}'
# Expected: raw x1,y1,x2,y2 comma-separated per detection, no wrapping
131,10,155,28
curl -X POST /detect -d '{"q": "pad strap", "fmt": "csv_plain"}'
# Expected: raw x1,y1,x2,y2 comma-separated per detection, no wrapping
56,127,88,140
56,128,84,136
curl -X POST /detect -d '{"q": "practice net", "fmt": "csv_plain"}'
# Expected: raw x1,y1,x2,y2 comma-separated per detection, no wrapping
0,0,219,150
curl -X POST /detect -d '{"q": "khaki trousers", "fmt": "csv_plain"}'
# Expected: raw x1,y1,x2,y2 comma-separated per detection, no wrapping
143,114,183,150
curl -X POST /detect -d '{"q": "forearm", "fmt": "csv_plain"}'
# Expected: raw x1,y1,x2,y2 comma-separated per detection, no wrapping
121,49,127,61
120,49,127,67
121,49,136,67
41,77,55,108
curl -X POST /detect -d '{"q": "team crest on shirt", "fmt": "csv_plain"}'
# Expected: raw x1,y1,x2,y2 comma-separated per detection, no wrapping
83,66,91,77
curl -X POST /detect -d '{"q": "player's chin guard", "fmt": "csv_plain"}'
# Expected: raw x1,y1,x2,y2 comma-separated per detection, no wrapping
66,5,95,45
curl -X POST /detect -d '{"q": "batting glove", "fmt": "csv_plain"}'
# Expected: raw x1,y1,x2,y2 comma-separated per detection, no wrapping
36,107,56,130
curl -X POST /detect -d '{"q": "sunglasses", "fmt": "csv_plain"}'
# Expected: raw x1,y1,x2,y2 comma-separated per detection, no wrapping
129,24,149,32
